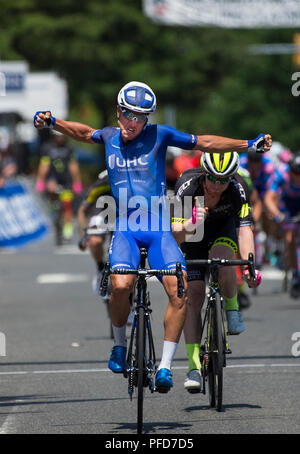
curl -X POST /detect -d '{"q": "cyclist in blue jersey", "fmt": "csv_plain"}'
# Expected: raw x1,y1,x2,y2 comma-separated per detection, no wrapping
34,81,272,392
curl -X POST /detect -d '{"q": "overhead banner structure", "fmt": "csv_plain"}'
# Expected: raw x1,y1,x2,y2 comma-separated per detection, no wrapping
143,0,300,28
0,180,49,248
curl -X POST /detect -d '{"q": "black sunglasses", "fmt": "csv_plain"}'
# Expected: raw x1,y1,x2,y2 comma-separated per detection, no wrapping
206,174,232,185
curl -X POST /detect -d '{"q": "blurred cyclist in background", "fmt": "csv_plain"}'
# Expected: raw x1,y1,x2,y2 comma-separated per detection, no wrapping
239,151,277,267
264,152,300,298
77,169,112,293
268,141,292,170
35,131,83,241
236,166,262,309
0,127,18,183
173,148,202,179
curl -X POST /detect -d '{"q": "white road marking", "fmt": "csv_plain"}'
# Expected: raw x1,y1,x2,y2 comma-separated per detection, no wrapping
0,248,17,255
0,362,297,433
54,245,89,255
0,412,18,434
36,273,89,284
0,368,109,375
0,363,299,377
261,269,290,280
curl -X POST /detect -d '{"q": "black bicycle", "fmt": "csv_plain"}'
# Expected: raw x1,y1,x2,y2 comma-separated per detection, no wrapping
186,253,255,412
46,185,75,246
100,248,184,434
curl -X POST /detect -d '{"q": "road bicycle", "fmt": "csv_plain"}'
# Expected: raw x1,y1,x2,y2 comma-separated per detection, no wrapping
100,248,184,434
46,185,76,246
186,253,255,412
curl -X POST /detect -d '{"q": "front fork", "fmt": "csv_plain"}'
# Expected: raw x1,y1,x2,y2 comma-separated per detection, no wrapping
126,291,157,398
200,291,231,395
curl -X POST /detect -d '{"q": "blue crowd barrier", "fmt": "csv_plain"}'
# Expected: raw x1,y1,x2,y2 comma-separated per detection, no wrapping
0,179,49,248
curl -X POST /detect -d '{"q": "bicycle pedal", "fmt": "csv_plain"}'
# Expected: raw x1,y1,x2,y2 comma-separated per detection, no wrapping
187,389,201,394
225,349,232,354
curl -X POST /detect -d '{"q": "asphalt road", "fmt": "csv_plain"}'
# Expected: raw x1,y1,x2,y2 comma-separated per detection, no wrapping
0,230,299,436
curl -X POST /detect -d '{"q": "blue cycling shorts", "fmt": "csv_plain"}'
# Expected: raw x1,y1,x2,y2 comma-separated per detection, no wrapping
109,228,186,277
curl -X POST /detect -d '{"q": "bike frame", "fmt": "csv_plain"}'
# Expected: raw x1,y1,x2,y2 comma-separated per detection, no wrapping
100,248,184,434
186,253,255,411
199,264,230,410
201,263,230,367
126,249,157,399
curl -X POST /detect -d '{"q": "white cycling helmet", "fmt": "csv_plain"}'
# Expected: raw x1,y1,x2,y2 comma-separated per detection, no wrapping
201,152,240,177
117,81,156,114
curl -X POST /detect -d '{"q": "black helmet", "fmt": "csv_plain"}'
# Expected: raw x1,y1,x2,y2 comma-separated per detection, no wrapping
289,151,300,174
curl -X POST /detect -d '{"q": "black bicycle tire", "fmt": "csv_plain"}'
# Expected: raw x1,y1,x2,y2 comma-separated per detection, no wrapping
55,218,63,246
207,303,216,408
214,294,224,411
282,253,289,293
136,305,146,434
207,296,224,411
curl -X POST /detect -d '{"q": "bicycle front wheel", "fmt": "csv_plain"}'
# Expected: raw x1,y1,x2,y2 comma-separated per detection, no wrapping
208,295,224,411
136,305,146,434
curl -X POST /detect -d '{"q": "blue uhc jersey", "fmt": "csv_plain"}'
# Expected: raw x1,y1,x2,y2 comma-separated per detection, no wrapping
92,124,197,218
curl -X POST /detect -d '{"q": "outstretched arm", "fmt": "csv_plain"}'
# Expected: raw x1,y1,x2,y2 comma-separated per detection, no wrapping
34,111,96,144
55,118,96,144
194,133,272,154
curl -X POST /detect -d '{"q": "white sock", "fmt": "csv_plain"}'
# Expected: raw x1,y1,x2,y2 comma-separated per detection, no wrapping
158,341,178,371
112,324,127,347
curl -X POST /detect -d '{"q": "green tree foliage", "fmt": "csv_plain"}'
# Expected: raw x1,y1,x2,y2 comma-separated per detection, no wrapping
0,0,299,149
195,30,300,150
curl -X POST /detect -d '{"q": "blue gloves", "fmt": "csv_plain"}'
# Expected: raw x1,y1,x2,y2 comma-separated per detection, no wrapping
247,134,266,153
33,111,56,129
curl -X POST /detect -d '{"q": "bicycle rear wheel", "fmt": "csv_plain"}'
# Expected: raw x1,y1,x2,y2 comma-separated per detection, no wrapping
208,295,224,411
136,305,146,434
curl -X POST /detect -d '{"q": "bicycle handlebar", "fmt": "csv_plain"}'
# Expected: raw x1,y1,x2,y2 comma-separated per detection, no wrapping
100,261,185,298
186,252,256,280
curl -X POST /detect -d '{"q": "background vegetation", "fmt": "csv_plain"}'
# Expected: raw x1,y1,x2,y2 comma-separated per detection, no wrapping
1,0,300,153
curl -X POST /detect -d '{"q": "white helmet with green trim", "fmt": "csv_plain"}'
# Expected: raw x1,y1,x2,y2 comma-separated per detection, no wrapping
201,152,240,177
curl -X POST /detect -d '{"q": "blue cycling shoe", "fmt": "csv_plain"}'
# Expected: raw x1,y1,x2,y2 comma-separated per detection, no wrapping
108,345,127,373
226,310,245,335
155,368,173,393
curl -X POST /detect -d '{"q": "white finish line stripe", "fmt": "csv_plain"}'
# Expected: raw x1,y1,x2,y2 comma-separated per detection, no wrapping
0,363,299,376
0,368,109,375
